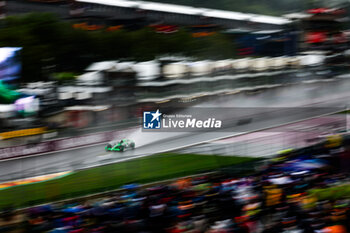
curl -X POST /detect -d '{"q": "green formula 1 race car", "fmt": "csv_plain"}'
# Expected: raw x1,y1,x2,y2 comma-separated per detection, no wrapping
105,139,135,152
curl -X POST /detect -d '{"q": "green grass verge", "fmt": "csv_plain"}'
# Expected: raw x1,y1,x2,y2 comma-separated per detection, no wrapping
0,153,260,209
336,110,350,114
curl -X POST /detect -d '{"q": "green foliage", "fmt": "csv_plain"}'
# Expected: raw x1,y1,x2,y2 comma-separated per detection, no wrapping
191,33,237,59
52,72,77,84
0,13,238,82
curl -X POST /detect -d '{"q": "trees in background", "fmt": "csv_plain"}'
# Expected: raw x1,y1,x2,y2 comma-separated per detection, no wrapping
0,13,237,82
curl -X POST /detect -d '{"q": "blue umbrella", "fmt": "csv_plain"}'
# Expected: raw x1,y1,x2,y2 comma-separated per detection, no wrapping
121,184,139,190
62,206,84,213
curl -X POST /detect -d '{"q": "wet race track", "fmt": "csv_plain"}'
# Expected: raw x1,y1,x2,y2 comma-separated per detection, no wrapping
1,76,350,181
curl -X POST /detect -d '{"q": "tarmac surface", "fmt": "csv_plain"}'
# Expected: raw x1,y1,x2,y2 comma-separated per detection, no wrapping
1,77,350,181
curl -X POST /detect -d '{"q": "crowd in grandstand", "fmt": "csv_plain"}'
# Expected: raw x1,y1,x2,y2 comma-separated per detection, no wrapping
13,148,349,233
